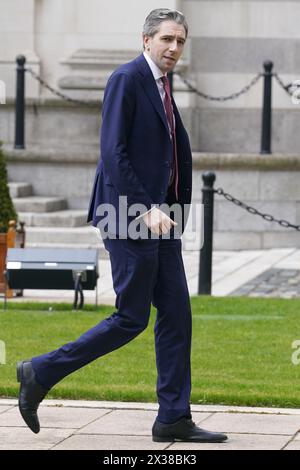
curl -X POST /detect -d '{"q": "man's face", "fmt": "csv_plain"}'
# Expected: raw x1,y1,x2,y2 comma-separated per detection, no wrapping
143,20,186,74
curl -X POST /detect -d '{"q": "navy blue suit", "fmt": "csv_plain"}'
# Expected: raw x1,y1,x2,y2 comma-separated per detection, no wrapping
32,54,193,424
87,53,192,236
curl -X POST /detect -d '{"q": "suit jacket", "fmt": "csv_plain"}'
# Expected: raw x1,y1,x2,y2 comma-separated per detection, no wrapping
87,53,192,238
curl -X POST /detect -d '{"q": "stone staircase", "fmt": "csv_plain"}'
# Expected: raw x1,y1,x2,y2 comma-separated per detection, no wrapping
8,182,201,256
8,182,103,252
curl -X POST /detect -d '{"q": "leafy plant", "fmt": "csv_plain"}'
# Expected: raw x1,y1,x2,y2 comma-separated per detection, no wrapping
0,143,17,233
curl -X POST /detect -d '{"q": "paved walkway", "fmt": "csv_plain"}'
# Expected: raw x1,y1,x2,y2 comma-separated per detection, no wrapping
1,399,300,450
13,247,300,305
4,248,300,450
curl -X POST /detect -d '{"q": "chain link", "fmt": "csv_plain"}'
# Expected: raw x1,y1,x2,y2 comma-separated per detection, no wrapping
25,65,300,231
215,188,300,231
27,66,295,105
273,73,294,97
175,72,263,101
27,65,296,106
26,68,101,107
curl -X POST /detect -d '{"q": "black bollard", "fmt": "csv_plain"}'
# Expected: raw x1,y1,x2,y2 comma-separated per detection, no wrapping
198,171,216,295
260,60,273,155
14,55,26,149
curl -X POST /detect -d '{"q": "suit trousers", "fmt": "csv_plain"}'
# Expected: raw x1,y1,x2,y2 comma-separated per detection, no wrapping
31,233,192,424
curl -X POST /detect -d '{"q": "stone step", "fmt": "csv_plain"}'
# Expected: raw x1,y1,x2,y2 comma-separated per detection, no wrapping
25,226,109,258
18,210,87,227
8,182,33,198
13,196,67,213
25,226,102,246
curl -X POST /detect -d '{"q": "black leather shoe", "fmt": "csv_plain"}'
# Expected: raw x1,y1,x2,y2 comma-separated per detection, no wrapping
152,417,228,443
17,360,48,434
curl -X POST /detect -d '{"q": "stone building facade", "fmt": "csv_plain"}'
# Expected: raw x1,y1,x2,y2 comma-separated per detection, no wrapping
1,0,299,152
1,0,300,249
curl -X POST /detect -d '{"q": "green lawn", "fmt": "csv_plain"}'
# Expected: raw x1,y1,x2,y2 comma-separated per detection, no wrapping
1,296,300,408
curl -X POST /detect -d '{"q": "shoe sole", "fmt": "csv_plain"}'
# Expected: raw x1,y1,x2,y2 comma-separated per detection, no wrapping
153,436,174,442
153,436,228,443
16,361,40,434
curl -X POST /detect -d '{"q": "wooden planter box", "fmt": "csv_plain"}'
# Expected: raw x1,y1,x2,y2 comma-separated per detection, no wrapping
0,221,17,296
0,232,7,293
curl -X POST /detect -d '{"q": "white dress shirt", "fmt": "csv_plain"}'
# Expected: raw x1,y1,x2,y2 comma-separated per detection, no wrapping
143,52,167,105
143,52,174,137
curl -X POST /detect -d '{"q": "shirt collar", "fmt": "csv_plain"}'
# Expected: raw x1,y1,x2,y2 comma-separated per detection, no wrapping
143,52,166,81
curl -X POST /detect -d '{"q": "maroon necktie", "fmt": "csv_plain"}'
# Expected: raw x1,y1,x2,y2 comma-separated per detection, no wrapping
161,75,179,201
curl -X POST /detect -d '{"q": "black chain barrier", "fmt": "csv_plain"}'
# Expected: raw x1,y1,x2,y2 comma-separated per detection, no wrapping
175,72,263,101
27,66,295,105
273,73,295,97
16,55,297,153
26,68,101,107
29,67,263,105
175,71,297,102
215,187,300,231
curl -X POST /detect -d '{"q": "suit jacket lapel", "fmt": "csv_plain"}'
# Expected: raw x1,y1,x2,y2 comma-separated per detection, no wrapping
134,54,170,136
172,97,183,130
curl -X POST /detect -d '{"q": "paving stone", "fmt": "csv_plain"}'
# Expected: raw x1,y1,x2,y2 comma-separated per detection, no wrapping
0,406,14,414
1,400,300,450
170,433,290,450
0,427,75,450
231,268,300,298
201,412,300,435
281,270,298,277
284,432,300,450
0,406,110,429
76,410,158,436
284,441,300,450
77,410,211,437
52,433,168,450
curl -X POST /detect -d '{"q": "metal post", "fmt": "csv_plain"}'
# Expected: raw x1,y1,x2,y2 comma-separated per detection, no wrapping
198,171,216,295
14,55,26,149
260,60,273,155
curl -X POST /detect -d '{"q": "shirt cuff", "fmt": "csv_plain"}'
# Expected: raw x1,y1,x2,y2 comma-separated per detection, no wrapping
134,206,156,221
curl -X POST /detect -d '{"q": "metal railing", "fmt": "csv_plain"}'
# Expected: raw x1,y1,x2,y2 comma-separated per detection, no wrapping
14,55,101,149
14,55,295,150
198,172,300,295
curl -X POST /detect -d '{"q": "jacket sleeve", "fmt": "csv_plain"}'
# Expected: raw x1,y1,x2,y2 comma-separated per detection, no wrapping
100,71,154,211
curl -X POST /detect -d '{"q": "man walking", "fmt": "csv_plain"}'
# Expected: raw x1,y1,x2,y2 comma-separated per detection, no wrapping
17,8,227,444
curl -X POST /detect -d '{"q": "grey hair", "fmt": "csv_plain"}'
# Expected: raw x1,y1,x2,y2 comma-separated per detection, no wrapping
142,8,188,43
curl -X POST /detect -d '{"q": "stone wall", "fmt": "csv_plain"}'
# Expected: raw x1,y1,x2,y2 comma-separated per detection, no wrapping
193,153,300,249
181,0,300,152
4,146,300,249
1,0,300,152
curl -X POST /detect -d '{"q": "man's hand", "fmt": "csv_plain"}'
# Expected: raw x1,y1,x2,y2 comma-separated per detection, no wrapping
142,207,177,236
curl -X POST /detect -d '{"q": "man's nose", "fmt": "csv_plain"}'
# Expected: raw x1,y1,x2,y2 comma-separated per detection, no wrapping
169,40,179,52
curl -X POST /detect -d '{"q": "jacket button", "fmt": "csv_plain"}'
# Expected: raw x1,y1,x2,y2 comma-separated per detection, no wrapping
185,188,191,192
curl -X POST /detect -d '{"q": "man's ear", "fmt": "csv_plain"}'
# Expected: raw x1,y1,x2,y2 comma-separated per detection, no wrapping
143,34,150,51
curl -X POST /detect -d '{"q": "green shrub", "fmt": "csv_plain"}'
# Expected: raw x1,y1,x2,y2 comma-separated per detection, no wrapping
0,143,17,233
